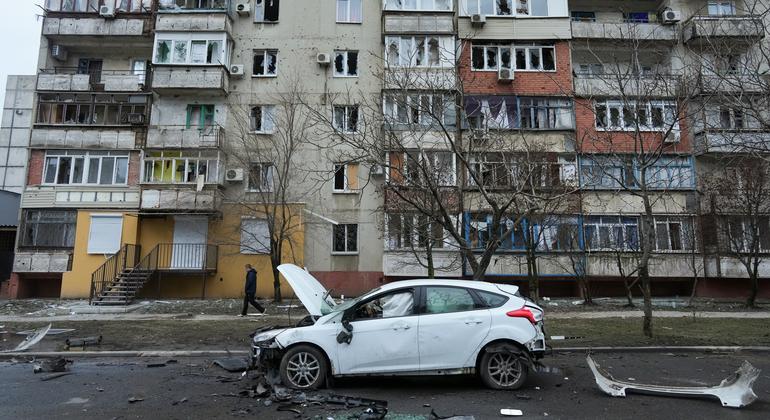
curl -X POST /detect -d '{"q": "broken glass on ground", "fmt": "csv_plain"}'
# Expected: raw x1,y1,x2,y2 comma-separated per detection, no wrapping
587,355,760,408
0,324,51,353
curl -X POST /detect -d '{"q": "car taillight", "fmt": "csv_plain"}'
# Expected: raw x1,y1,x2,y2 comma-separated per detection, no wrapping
506,307,536,324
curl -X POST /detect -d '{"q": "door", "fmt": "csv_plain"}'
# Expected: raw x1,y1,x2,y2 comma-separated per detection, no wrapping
78,59,103,86
336,288,419,375
417,286,491,371
171,216,208,269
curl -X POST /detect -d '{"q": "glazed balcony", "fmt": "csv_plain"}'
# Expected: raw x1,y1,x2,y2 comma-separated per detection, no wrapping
573,73,680,97
695,130,770,154
146,125,224,148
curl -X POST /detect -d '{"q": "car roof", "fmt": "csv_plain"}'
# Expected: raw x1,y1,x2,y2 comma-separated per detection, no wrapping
375,279,508,294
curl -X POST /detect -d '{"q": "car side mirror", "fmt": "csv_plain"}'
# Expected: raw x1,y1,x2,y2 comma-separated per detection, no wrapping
342,318,353,332
336,329,352,344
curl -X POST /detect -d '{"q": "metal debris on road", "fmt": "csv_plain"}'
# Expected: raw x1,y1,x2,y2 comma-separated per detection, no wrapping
65,336,102,349
0,324,51,353
500,409,524,416
171,397,188,406
40,372,74,381
213,357,250,373
128,397,145,403
147,362,167,368
33,357,70,373
587,355,760,408
429,409,475,420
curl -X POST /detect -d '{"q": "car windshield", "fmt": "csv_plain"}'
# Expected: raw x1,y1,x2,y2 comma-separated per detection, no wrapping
325,287,382,314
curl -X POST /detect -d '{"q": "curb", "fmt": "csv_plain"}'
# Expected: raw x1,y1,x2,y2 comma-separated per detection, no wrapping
0,350,250,359
551,346,770,353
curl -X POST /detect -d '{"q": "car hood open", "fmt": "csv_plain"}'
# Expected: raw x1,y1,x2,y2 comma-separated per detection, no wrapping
277,264,337,316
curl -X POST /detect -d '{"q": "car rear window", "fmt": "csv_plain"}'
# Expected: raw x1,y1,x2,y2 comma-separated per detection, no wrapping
476,290,508,308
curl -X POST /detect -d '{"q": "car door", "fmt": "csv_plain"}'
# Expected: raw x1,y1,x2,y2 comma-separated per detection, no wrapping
336,288,419,375
417,286,492,371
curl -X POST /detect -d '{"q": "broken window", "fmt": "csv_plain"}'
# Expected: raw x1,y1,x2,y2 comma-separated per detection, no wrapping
333,224,358,253
594,100,677,131
384,93,454,128
655,217,694,251
21,210,76,249
334,51,359,77
154,35,226,65
354,290,414,320
250,105,275,133
186,104,215,129
584,216,640,251
333,105,359,133
254,0,279,23
248,162,274,192
241,218,270,254
519,97,573,130
142,151,219,184
253,49,278,76
37,93,147,126
384,36,453,68
333,163,359,192
336,0,362,23
471,45,512,71
513,45,555,71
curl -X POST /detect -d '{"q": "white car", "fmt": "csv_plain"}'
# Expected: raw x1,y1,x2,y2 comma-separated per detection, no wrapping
251,264,547,390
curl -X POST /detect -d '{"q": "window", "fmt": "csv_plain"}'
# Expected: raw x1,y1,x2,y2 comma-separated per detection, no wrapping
44,151,129,186
476,290,508,307
354,290,414,319
425,287,478,314
570,11,596,21
159,0,226,10
645,157,694,189
713,54,742,75
36,93,148,126
386,214,449,250
87,215,123,254
21,210,76,249
472,44,554,71
333,105,359,133
334,51,359,77
49,0,151,12
623,12,650,23
385,36,454,68
580,156,637,189
142,151,219,184
469,153,512,188
241,218,270,254
519,97,572,129
253,50,278,76
186,104,215,129
384,93,455,128
386,0,452,11
538,216,581,251
727,216,770,252
248,162,275,192
719,107,745,129
337,0,362,22
584,216,639,251
465,96,516,129
153,35,226,65
462,0,553,17
250,105,276,133
655,217,694,251
594,100,677,131
576,63,603,75
708,1,736,16
390,151,456,187
333,163,359,192
333,224,358,254
254,0,280,22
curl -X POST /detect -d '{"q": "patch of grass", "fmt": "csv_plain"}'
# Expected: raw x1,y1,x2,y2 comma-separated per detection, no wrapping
547,317,770,347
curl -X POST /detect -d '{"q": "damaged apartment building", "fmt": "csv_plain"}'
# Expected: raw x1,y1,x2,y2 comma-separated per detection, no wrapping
1,0,769,302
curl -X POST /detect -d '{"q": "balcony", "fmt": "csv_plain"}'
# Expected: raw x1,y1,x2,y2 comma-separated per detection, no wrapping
155,10,231,33
37,69,149,92
383,13,454,34
152,66,229,94
42,15,152,47
458,16,571,40
141,188,219,212
146,125,224,149
571,21,678,42
573,74,680,97
384,67,456,90
695,130,770,154
30,128,142,149
13,251,72,274
692,73,769,94
683,15,764,44
21,186,141,209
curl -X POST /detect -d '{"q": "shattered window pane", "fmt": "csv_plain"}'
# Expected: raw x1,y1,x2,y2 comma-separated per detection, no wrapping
173,40,188,63
347,52,358,75
156,40,172,64
334,52,345,75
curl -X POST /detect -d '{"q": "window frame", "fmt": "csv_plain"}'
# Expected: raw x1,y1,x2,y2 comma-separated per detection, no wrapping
332,223,359,255
141,150,220,185
384,35,454,68
583,216,640,251
385,213,451,250
249,105,276,134
594,99,678,132
240,217,271,254
20,210,77,250
43,150,130,186
385,0,453,12
333,163,359,193
334,50,359,77
654,216,694,252
337,0,363,23
461,0,557,18
333,105,359,133
152,33,228,66
420,285,486,316
252,49,278,77
254,0,280,23
247,162,275,192
349,288,417,322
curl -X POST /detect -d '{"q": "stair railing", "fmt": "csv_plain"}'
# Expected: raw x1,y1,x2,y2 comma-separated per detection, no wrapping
89,244,140,304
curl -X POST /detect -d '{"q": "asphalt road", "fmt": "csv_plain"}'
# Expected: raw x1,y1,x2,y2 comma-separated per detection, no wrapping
0,352,768,419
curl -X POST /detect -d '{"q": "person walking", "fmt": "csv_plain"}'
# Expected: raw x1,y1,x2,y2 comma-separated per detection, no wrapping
240,264,265,316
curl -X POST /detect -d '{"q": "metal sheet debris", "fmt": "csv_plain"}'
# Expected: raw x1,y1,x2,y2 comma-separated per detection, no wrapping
0,324,51,353
16,329,75,336
65,336,102,349
213,357,250,372
587,355,760,408
500,409,523,416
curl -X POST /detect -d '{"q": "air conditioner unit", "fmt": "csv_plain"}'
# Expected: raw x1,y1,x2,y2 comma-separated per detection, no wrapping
317,53,331,65
470,14,486,27
51,45,68,61
236,2,251,16
127,113,145,125
664,131,681,143
498,67,515,82
229,64,245,77
226,168,244,182
661,10,681,24
99,4,116,18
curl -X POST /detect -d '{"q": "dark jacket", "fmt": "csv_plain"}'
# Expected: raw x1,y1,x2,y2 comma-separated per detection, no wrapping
245,269,257,294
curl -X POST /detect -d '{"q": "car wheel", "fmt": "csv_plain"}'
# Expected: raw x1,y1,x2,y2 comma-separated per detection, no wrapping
279,345,327,390
480,350,528,390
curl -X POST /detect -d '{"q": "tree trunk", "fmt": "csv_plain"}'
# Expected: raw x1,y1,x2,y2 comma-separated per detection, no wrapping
527,248,539,303
623,278,635,307
639,265,653,338
272,266,282,303
426,241,435,279
579,276,593,305
747,273,758,308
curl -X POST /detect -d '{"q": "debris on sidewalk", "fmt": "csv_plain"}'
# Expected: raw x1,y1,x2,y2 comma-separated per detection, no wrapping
0,324,51,353
65,336,102,349
33,357,71,373
213,357,250,373
587,355,760,408
171,397,188,406
128,397,145,404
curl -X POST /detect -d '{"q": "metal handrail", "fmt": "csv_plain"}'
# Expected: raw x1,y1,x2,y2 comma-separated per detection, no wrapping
89,244,140,304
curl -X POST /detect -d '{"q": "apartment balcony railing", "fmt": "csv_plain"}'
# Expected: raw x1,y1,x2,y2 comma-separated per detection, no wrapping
383,13,455,34
155,9,232,33
140,187,219,212
573,73,681,97
13,250,72,274
691,73,769,94
159,0,229,12
146,125,224,148
683,15,764,43
695,130,770,154
571,20,679,42
37,68,150,92
44,0,154,14
151,65,230,94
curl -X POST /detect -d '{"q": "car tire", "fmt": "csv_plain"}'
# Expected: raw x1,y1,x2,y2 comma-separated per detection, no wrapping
479,350,529,390
279,345,327,390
